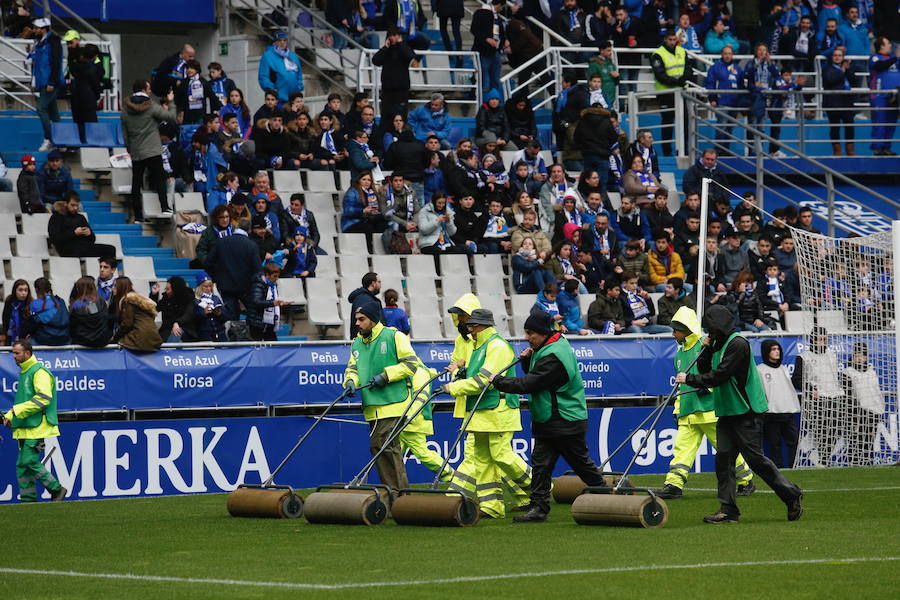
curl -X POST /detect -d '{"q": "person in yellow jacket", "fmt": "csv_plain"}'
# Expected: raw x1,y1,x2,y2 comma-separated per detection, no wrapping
342,302,420,490
445,294,529,508
442,309,531,518
2,340,66,502
398,359,453,482
655,306,755,499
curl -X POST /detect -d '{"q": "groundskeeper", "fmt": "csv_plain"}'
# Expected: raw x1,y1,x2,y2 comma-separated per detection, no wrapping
492,311,606,523
656,306,755,499
2,340,66,502
398,359,453,482
343,302,420,490
441,308,531,519
675,305,803,524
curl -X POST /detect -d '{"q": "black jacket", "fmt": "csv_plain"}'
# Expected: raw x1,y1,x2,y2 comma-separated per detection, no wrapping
347,287,383,338
69,59,102,120
573,107,617,158
174,75,222,124
204,233,262,295
150,289,196,341
48,207,97,256
383,130,428,182
152,52,185,96
250,231,280,261
245,277,277,329
281,208,323,248
17,170,42,214
505,99,538,141
452,205,484,245
69,298,113,347
650,44,692,87
682,161,728,203
435,0,464,18
371,42,417,92
471,7,505,56
782,27,817,70
821,63,856,109
684,305,753,398
475,103,510,141
251,123,292,164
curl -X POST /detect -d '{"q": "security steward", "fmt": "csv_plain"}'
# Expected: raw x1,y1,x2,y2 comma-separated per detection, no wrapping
675,305,803,523
343,302,420,490
442,308,531,519
492,311,606,523
650,28,692,157
398,360,454,482
656,307,755,499
445,294,529,509
2,340,66,502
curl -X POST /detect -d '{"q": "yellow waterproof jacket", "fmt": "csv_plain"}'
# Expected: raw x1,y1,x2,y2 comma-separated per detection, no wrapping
448,293,481,418
403,360,439,435
343,322,420,421
446,327,522,433
3,355,60,440
670,306,716,425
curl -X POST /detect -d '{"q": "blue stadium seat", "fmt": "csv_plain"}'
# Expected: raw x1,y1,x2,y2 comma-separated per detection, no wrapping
50,122,84,147
447,126,465,147
84,122,117,148
113,121,125,146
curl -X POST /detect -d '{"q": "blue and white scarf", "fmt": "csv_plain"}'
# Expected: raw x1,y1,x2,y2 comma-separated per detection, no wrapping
321,129,337,154
215,224,234,238
98,275,117,301
398,0,416,35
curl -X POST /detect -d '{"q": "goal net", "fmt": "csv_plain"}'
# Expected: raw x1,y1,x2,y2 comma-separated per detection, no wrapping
792,226,899,467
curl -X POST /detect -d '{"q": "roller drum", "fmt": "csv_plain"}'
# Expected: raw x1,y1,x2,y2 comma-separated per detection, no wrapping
391,495,481,527
551,475,634,504
571,494,668,529
303,491,388,525
227,488,304,519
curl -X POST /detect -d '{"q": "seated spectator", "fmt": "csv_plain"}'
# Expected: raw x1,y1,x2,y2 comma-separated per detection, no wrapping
344,104,378,150
508,162,541,201
621,270,672,334
312,112,347,170
48,192,117,258
285,112,316,168
283,226,318,278
588,278,625,334
347,129,381,181
381,113,407,152
251,113,297,169
68,276,112,347
734,212,760,244
228,140,263,182
382,288,410,334
726,271,773,333
608,142,626,195
1,279,32,345
480,197,512,253
509,141,548,182
510,190,542,228
480,153,508,196
37,150,74,204
320,93,347,130
220,88,252,139
773,234,796,272
577,171,608,212
505,93,538,149
657,276,692,327
757,257,790,319
720,230,749,285
281,193,323,253
612,195,650,251
475,89,511,149
383,131,427,201
583,212,617,260
681,148,728,205
673,191,701,232
348,273,383,338
448,149,492,207
531,282,563,329
208,63,236,110
408,93,452,149
795,205,821,234
423,150,446,202
648,229,690,293
193,272,229,342
732,190,763,228
206,172,241,214
616,238,649,286
553,193,584,242
17,155,44,215
227,193,252,228
539,163,580,238
451,194,482,253
622,154,661,207
150,275,195,342
251,194,282,242
417,193,467,256
110,276,163,352
577,246,615,294
675,211,702,283
545,240,588,293
625,129,660,181
703,17,739,53
175,60,222,125
748,234,775,279
26,278,69,346
253,90,280,125
558,278,589,335
341,171,388,253
643,189,674,241
703,235,728,294
510,209,552,256
246,263,291,341
513,237,555,293
249,214,280,262
675,13,704,52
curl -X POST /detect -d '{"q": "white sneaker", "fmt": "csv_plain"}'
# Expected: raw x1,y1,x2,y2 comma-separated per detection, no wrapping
784,110,796,120
160,209,173,217
772,150,787,158
38,139,53,152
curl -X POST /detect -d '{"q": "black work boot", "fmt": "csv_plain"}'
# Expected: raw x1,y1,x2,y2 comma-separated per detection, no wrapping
513,507,548,523
703,511,739,524
50,486,67,502
787,493,804,521
655,484,683,499
736,481,757,497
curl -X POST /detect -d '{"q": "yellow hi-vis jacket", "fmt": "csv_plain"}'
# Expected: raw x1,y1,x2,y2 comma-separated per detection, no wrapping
653,44,686,90
670,306,716,425
4,355,60,440
403,360,439,435
448,293,481,418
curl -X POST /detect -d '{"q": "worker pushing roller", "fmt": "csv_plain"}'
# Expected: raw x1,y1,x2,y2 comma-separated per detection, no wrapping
655,306,756,500
398,359,454,482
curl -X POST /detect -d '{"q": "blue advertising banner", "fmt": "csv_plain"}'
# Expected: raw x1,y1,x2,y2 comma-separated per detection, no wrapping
0,337,803,413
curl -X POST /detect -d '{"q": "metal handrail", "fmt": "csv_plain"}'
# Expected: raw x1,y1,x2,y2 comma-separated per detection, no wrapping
525,16,578,48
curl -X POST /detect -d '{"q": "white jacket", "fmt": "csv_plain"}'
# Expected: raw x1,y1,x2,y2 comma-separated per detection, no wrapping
758,363,800,414
843,364,884,415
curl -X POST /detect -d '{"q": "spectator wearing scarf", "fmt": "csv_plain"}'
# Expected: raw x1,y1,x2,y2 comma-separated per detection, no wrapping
1,280,32,345
284,226,318,278
256,31,303,102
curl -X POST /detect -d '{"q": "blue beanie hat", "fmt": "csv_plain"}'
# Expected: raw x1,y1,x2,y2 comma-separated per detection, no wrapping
294,225,309,237
273,30,289,40
485,89,502,103
195,272,212,287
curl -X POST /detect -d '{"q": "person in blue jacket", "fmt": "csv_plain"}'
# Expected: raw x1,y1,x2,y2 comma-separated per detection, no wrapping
29,18,64,151
558,278,589,335
407,93,452,148
36,150,74,204
381,288,410,334
257,31,303,104
704,45,745,154
838,6,870,73
742,43,781,154
869,36,900,156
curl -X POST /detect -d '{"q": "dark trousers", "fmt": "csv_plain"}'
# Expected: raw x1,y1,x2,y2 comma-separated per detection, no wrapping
57,242,117,258
530,433,606,513
658,92,676,156
249,324,277,341
381,89,410,121
220,291,244,322
369,417,409,490
131,154,169,220
345,216,389,253
439,15,462,65
826,108,855,144
716,413,802,517
762,413,799,468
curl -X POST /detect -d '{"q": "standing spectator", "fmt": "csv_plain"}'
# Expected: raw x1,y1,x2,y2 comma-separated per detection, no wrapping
705,45,745,155
1,279,32,346
96,257,118,302
68,276,112,347
68,43,102,141
48,192,116,258
608,7,642,97
281,193,323,253
175,60,222,125
36,150,73,204
29,18,63,152
639,0,672,48
408,93,452,149
207,62,236,107
626,130,661,181
816,18,844,61
110,277,163,352
868,37,899,156
245,263,289,341
121,79,176,221
657,276,692,326
149,276,195,342
648,229,688,293
17,155,44,214
675,13,704,52
383,0,430,50
26,278,69,345
382,288,410,334
823,47,860,155
839,6,870,73
475,89,511,149
189,273,226,342
341,171,389,253
436,0,464,66
417,193,467,256
348,272,383,338
841,343,884,466
204,218,262,319
151,44,195,97
792,327,843,466
757,339,800,469
195,205,233,267
506,15,545,93
283,226,318,279
470,0,508,96
573,105,616,192
257,31,303,103
650,29,692,157
552,0,584,46
681,148,728,205
586,42,620,110
372,27,417,120
782,15,816,72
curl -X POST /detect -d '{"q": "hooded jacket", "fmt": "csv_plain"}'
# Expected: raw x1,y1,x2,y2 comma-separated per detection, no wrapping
670,306,714,418
257,44,303,102
114,292,163,352
475,92,510,142
573,107,616,158
757,339,801,414
348,286,383,338
447,293,482,416
121,93,177,161
69,297,113,348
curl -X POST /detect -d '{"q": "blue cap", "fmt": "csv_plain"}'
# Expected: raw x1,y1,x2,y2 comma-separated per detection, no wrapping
195,271,212,287
273,30,289,40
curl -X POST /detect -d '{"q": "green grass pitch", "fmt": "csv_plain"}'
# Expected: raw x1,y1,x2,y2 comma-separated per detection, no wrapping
3,467,899,599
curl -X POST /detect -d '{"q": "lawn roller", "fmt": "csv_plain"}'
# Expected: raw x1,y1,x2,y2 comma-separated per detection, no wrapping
226,382,372,519
303,368,448,526
570,350,706,528
391,356,524,527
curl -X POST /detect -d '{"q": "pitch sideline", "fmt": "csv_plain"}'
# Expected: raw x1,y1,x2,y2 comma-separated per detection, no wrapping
1,556,898,591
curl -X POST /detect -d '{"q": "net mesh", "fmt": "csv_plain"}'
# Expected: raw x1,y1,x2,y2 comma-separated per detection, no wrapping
792,228,899,467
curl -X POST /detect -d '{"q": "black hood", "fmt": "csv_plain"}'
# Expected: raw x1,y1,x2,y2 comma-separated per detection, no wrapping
702,305,736,349
761,339,782,368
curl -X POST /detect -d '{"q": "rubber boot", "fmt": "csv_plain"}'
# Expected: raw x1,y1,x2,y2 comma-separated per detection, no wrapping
831,143,841,156
845,143,856,156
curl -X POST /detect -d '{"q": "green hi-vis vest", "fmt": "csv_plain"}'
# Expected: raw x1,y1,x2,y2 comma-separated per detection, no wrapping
465,334,520,411
13,362,58,429
711,332,768,417
675,342,714,417
351,327,410,408
529,336,587,423
653,45,686,90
